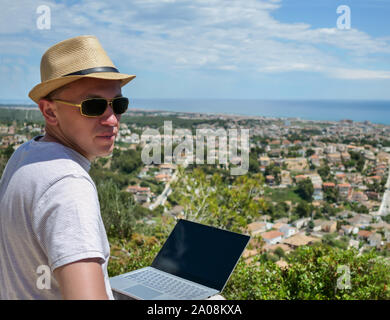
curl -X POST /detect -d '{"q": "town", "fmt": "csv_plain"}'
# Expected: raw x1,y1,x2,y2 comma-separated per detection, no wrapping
1,106,390,270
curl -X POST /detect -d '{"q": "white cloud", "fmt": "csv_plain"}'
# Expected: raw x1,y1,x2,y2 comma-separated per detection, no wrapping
1,0,390,83
328,68,390,80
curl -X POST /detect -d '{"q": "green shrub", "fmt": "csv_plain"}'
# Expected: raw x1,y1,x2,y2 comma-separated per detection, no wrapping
222,244,390,299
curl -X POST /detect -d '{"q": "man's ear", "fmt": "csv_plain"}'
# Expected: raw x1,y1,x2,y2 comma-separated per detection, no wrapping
38,99,59,126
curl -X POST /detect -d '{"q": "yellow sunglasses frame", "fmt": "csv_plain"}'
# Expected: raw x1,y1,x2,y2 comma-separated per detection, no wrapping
53,97,128,118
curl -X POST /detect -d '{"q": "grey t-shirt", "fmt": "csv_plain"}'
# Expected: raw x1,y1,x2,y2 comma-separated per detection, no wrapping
0,135,114,299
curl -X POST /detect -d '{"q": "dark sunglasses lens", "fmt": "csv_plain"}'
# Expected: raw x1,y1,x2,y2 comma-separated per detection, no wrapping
82,99,107,116
112,97,129,114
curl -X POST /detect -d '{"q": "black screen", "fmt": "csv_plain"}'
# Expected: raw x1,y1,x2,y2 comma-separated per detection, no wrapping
151,219,250,291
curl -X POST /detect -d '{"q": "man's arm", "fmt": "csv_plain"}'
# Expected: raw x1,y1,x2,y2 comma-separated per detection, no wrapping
53,258,109,300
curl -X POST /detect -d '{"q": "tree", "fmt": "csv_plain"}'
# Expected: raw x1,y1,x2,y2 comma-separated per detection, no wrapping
2,145,14,160
96,178,147,238
324,187,338,203
318,165,331,181
111,148,143,175
349,151,365,173
168,167,267,232
274,247,285,259
294,201,312,218
306,148,315,157
295,178,314,202
321,202,337,216
249,153,260,173
265,164,281,184
0,146,14,177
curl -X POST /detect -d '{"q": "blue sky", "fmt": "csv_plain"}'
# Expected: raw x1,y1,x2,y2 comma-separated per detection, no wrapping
0,0,390,102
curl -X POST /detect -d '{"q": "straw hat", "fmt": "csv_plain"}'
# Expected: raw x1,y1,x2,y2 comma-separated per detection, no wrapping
28,35,136,103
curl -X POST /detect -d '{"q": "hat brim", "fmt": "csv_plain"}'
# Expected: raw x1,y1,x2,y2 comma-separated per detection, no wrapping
28,72,136,104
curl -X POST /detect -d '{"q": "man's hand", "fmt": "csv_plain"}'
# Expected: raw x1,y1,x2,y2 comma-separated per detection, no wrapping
53,258,109,300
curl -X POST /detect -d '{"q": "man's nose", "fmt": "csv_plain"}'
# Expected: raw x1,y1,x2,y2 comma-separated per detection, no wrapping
100,103,119,126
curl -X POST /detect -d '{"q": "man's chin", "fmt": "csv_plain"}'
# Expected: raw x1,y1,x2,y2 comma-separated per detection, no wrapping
98,145,115,157
90,140,116,159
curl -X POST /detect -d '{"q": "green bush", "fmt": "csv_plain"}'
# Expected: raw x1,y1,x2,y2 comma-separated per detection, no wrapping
221,244,390,299
223,259,287,299
108,236,162,277
96,178,150,238
283,244,390,299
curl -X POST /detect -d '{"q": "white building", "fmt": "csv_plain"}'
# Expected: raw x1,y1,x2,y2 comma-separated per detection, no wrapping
279,225,298,238
260,230,284,245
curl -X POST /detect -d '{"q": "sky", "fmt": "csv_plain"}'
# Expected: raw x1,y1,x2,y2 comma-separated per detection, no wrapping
0,0,390,103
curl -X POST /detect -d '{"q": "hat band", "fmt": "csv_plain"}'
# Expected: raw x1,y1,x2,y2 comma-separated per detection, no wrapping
63,66,119,76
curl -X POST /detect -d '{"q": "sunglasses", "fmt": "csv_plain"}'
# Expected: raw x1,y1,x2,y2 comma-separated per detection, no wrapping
53,97,129,117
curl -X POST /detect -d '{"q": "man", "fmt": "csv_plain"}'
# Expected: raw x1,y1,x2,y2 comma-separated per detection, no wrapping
0,35,135,299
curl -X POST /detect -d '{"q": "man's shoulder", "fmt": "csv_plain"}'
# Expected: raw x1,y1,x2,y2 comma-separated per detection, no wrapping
4,137,93,196
16,136,91,175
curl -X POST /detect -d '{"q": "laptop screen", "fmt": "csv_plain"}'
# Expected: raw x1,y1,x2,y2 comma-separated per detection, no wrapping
151,219,250,291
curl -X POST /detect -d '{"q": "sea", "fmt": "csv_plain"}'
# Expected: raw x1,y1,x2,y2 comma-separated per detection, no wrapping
1,99,390,125
130,99,390,125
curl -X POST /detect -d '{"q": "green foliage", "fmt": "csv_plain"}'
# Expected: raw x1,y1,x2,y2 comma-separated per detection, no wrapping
318,165,331,181
322,233,348,250
111,148,143,175
222,244,390,299
294,201,312,218
90,147,145,190
90,163,131,189
0,107,44,124
96,178,150,238
320,202,339,216
323,187,339,203
264,187,302,203
349,151,365,172
383,215,390,224
107,216,177,277
345,202,369,214
168,167,266,232
274,247,286,259
249,153,260,173
216,258,287,300
0,145,14,177
295,178,314,202
137,178,164,195
306,148,315,157
284,245,390,299
108,236,162,277
2,144,14,160
264,163,281,181
264,201,291,220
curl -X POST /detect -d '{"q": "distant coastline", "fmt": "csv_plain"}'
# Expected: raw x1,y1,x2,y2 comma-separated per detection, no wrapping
1,98,390,125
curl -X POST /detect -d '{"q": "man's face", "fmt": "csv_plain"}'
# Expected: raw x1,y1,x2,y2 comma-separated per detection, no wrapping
51,78,123,161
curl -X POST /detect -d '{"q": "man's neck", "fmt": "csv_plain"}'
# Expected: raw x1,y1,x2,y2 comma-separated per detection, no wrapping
39,133,59,143
39,132,95,162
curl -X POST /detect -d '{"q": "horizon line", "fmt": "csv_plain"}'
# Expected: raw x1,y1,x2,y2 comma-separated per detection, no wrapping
1,97,390,104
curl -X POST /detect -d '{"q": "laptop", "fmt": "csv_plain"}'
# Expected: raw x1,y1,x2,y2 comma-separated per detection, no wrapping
109,219,250,300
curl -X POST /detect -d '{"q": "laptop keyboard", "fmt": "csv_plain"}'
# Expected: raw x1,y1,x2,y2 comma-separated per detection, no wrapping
125,269,209,299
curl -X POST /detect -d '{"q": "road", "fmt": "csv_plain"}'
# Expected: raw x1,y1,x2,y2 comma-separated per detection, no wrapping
148,168,179,210
378,160,390,216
